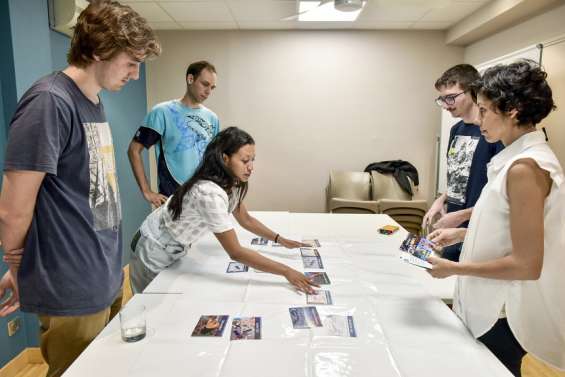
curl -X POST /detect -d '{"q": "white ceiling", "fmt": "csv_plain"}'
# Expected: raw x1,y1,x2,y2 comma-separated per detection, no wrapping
123,0,492,30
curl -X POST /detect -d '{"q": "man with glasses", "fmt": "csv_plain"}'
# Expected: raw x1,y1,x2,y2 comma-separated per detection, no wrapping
422,64,503,261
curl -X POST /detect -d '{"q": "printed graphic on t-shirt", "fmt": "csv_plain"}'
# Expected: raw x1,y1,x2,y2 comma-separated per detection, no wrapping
447,135,479,206
168,107,214,156
83,122,122,231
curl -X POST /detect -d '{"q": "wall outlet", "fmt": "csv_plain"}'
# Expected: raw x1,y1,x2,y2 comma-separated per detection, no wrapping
7,316,21,337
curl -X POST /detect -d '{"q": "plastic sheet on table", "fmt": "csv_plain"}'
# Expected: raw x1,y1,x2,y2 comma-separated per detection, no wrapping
388,341,514,377
308,345,402,377
129,343,229,377
373,295,471,346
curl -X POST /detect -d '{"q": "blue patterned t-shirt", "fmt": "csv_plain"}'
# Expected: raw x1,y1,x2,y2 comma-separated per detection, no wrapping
142,100,220,186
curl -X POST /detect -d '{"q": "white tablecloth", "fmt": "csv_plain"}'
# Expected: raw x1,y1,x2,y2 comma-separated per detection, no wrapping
63,212,510,377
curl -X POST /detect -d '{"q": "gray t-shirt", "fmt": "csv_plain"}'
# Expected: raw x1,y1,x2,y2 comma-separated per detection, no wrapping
4,72,123,316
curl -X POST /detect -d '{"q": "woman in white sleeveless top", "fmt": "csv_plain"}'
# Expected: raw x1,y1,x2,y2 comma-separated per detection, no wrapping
428,61,564,377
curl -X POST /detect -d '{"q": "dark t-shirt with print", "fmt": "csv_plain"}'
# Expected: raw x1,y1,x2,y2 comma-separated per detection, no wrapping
446,120,503,212
443,120,503,260
4,72,123,316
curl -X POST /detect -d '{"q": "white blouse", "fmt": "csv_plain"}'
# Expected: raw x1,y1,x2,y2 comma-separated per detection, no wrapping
137,180,241,272
454,130,565,370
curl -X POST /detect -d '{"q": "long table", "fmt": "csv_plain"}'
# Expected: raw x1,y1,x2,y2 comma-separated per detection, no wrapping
63,212,511,377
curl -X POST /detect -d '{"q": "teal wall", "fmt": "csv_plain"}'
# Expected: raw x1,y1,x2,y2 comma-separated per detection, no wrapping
0,0,151,367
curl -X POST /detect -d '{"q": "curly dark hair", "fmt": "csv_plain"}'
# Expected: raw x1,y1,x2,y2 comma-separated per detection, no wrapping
68,0,161,68
435,64,480,91
470,60,556,126
168,127,255,221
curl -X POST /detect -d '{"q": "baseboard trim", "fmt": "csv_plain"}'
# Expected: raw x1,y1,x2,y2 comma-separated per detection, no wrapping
0,348,44,377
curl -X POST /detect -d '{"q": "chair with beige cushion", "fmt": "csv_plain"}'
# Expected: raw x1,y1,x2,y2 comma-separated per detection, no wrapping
326,171,378,214
370,171,428,234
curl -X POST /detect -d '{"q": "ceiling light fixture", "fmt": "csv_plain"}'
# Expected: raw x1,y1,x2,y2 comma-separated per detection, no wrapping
297,0,366,22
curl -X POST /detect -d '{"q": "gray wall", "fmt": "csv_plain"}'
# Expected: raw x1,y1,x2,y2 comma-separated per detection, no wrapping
147,30,464,212
463,3,565,169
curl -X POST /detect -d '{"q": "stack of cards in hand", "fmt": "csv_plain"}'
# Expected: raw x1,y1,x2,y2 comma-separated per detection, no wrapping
399,233,438,269
288,307,357,337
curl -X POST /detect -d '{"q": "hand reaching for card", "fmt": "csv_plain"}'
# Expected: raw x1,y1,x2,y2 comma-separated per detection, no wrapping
284,269,319,294
278,237,309,249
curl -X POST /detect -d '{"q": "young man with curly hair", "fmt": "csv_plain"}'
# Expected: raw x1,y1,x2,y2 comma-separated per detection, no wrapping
0,1,160,375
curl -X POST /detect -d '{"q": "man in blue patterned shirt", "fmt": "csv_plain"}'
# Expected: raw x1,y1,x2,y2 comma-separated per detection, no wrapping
128,61,220,207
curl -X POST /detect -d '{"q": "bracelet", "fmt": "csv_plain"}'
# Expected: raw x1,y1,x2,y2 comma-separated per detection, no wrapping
274,234,280,243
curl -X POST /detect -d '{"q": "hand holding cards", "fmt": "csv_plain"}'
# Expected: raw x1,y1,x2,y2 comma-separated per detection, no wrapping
399,233,439,269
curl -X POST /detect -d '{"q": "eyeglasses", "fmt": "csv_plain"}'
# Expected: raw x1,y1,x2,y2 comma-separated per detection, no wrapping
435,91,465,107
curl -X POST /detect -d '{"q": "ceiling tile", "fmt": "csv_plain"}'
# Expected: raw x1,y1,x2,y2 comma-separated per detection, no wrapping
289,21,361,29
160,2,234,22
148,21,181,30
419,1,484,22
178,21,239,29
124,2,173,22
227,0,296,21
359,4,430,22
238,20,298,29
354,21,414,29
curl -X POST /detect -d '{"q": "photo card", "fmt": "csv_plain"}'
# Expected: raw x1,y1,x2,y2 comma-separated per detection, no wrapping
305,272,331,285
323,315,357,337
302,256,324,269
230,317,262,340
399,233,438,269
226,262,249,273
251,237,269,246
289,306,322,329
191,315,229,337
300,248,320,257
307,290,333,305
302,239,321,248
